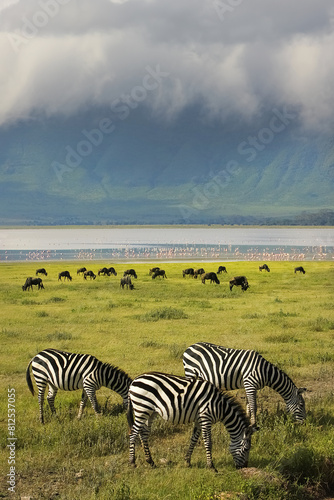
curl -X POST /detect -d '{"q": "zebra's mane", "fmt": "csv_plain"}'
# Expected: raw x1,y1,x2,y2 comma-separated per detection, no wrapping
100,360,133,381
265,358,296,391
221,391,251,427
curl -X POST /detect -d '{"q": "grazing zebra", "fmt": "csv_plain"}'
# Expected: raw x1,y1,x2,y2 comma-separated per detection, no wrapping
26,348,133,424
183,342,307,426
127,372,255,472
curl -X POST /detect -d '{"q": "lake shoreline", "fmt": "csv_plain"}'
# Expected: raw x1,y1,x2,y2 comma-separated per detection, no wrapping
1,227,333,261
1,224,333,230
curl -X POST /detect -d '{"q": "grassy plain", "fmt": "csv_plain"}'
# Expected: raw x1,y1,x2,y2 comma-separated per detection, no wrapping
1,260,334,500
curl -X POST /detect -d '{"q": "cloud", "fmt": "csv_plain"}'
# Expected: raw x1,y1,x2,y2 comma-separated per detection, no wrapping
1,0,334,131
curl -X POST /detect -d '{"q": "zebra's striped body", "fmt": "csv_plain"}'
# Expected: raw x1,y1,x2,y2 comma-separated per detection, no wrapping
26,348,132,423
183,342,306,426
127,372,255,471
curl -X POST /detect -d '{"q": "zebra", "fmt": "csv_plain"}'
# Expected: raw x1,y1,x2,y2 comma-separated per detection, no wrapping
183,342,307,427
127,371,256,472
26,348,133,424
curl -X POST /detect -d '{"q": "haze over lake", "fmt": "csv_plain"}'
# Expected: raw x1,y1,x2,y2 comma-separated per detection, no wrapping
0,227,333,261
1,227,333,250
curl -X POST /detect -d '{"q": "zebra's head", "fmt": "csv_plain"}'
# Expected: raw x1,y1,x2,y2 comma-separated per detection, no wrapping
286,387,307,422
229,425,256,469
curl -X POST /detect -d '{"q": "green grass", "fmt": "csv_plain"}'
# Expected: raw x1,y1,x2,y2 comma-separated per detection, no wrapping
0,260,334,499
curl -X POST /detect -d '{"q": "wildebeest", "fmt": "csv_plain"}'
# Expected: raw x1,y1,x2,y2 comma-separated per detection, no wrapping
36,268,47,276
201,272,220,284
98,267,117,276
182,268,194,278
98,267,110,276
193,268,205,279
77,267,87,275
217,266,227,274
22,277,45,291
58,271,72,281
107,267,117,276
124,269,137,279
294,266,306,274
229,276,249,291
259,264,270,272
149,267,160,275
152,269,167,279
84,270,96,280
120,275,134,289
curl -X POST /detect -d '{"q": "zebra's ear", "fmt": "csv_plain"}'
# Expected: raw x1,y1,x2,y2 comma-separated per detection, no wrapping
298,387,307,394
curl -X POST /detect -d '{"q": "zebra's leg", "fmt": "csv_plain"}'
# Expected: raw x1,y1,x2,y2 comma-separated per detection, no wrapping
185,423,201,467
129,418,145,467
245,387,257,426
83,382,101,417
140,415,156,468
37,385,47,424
201,422,217,472
46,384,58,416
77,390,89,419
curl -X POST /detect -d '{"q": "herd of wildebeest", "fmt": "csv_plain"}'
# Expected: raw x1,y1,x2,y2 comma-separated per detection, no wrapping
21,264,306,292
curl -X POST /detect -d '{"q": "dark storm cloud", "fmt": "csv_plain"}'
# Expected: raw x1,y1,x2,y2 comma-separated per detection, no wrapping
1,0,334,130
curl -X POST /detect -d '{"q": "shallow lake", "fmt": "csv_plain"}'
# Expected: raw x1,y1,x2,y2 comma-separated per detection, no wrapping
0,227,333,261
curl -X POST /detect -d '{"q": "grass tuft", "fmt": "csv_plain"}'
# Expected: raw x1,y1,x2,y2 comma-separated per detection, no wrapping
169,343,186,359
47,296,66,303
46,331,73,341
140,307,188,322
308,316,334,332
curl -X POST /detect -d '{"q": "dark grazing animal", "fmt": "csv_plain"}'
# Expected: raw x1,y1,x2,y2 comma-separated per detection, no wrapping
124,269,137,279
182,268,194,278
259,264,270,272
183,342,307,426
84,270,96,280
294,266,306,274
22,277,33,291
229,276,249,291
22,277,45,291
149,267,160,275
26,348,133,423
98,267,110,276
120,275,134,289
98,267,117,276
193,268,205,279
107,267,117,276
127,372,255,472
36,268,47,276
58,271,72,281
201,272,220,284
151,269,167,279
217,266,227,274
77,267,87,275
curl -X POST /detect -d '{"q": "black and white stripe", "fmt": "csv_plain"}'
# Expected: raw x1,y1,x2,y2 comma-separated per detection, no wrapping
183,342,307,426
26,348,132,423
127,372,255,471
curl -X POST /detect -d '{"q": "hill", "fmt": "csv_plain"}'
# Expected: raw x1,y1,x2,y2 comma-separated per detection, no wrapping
0,107,333,225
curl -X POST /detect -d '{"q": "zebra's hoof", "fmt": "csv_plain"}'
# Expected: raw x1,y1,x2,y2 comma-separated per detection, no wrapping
129,461,136,468
207,464,218,473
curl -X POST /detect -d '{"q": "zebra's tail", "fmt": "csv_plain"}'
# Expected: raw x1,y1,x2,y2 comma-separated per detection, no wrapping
127,396,134,434
26,360,35,396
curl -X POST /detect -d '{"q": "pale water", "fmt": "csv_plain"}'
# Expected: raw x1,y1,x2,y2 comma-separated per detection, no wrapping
0,227,333,261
